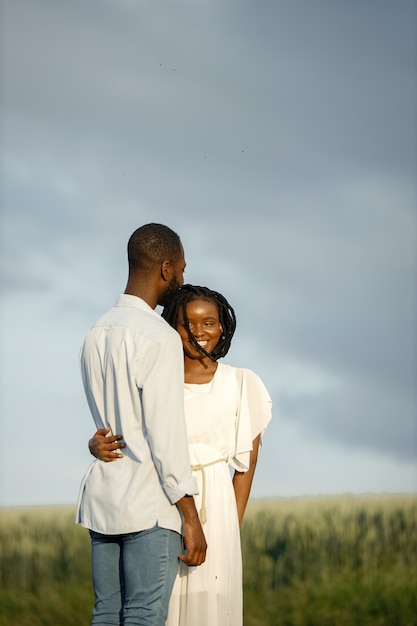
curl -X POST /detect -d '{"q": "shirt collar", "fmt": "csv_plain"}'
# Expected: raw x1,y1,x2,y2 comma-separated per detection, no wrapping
114,293,158,316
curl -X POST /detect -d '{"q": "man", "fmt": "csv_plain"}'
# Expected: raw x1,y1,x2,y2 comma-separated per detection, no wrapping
76,223,207,626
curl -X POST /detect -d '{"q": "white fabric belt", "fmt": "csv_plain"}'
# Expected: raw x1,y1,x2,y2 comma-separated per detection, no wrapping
191,457,228,525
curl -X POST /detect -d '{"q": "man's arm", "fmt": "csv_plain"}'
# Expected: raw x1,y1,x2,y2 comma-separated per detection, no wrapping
89,429,207,566
175,495,207,566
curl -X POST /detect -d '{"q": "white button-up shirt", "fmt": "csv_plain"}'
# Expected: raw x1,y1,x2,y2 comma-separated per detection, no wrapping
76,294,198,535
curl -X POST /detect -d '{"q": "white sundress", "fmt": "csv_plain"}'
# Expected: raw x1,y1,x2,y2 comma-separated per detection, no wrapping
166,363,272,626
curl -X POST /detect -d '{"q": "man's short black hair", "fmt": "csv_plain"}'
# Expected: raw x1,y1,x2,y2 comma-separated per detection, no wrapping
127,223,182,272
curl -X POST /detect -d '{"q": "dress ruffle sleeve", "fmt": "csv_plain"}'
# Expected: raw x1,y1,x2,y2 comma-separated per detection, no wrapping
230,368,272,472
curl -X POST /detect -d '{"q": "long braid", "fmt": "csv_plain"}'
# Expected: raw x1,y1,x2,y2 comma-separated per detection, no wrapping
162,284,236,361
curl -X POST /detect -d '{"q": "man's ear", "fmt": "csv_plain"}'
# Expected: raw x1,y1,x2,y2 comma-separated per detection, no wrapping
161,260,171,282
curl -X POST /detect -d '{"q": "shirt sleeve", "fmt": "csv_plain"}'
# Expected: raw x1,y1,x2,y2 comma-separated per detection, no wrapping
139,329,198,504
230,367,272,472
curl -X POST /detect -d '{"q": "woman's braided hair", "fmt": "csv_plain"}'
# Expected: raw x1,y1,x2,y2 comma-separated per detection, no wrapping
161,284,236,361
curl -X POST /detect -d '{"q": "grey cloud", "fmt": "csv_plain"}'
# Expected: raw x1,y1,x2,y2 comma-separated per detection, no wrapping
280,380,417,461
0,0,416,502
2,0,415,190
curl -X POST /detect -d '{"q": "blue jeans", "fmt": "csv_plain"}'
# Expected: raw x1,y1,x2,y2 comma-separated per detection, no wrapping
89,525,181,626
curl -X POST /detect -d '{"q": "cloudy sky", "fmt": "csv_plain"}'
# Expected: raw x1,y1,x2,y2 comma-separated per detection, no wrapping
1,0,416,507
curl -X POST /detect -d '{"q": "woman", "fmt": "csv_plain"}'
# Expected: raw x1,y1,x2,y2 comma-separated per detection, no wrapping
89,285,272,626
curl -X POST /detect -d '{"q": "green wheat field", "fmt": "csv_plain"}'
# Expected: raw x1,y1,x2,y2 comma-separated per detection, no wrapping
0,494,416,626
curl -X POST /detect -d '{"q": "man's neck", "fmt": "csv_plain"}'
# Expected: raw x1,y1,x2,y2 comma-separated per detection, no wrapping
124,281,158,310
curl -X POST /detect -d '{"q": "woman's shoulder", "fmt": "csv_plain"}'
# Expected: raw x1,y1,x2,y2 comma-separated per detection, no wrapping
218,363,266,386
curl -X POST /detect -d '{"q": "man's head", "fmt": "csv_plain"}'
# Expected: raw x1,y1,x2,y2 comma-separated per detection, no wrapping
126,223,186,307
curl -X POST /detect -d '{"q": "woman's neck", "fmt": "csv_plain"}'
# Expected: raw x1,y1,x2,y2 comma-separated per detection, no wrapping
183,356,218,384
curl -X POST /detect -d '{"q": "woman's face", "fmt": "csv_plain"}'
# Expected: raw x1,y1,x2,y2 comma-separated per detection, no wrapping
177,298,223,359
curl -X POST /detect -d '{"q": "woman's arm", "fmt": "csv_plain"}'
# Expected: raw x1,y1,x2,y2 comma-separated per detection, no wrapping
88,427,126,461
232,434,260,526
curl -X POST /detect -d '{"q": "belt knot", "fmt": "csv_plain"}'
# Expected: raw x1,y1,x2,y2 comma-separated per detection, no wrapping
191,457,228,525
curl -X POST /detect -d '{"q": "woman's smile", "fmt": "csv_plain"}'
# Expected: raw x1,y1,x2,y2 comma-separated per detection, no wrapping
177,299,223,360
